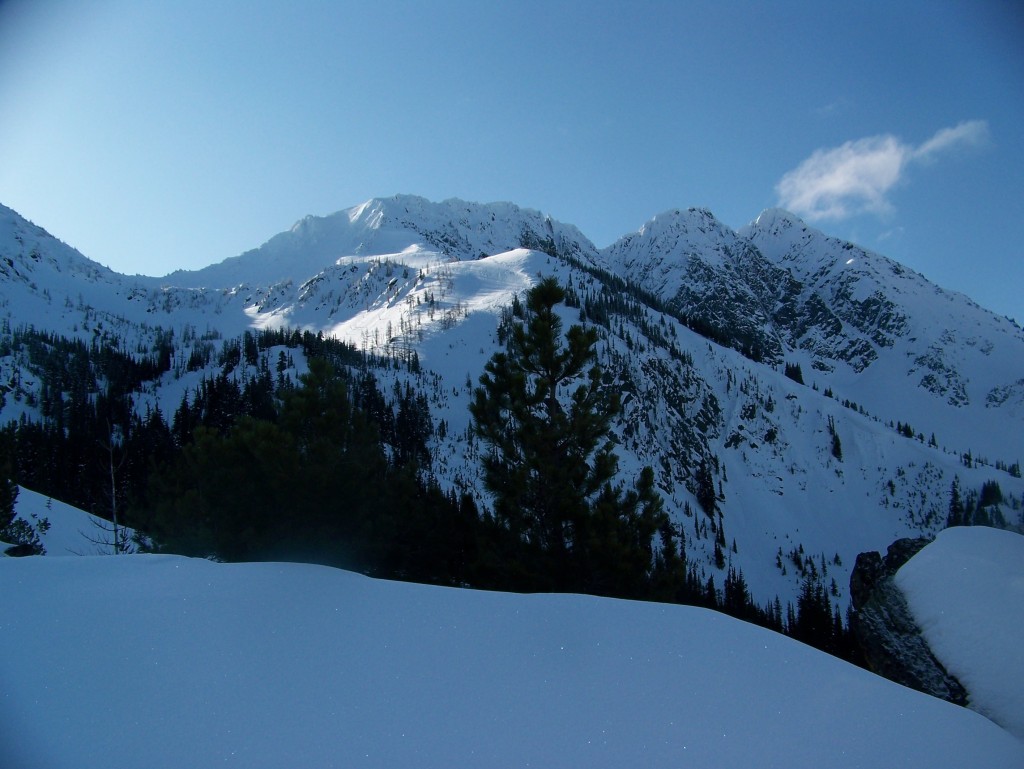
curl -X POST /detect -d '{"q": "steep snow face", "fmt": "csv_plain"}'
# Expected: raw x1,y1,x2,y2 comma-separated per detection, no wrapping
601,208,792,364
741,208,1024,458
163,195,599,289
603,207,748,286
2,554,1021,769
895,527,1024,741
369,195,600,267
241,247,539,351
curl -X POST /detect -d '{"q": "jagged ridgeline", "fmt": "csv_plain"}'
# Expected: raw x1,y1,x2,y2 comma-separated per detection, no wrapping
1,196,1022,663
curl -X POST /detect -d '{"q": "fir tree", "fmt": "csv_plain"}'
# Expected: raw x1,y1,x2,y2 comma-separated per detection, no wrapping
0,445,17,532
0,444,45,556
783,362,804,384
695,457,717,518
947,477,964,527
827,415,842,461
470,277,665,596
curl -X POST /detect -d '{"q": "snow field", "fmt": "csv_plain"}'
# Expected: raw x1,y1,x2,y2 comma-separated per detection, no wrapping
1,553,1021,769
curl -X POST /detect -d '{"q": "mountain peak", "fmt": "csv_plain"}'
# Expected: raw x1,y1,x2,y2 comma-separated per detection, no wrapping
638,206,724,235
737,208,810,241
163,195,599,289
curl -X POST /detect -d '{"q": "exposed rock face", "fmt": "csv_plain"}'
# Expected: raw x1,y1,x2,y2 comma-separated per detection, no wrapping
849,537,969,705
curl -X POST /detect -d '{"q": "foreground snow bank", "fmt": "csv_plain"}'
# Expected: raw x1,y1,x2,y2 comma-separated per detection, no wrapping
2,555,1020,769
896,526,1024,740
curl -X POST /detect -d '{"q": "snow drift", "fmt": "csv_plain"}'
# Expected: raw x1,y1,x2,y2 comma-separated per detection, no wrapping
1,554,1020,769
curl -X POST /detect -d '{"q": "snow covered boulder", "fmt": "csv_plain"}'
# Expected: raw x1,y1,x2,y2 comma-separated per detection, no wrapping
895,526,1024,740
849,536,969,705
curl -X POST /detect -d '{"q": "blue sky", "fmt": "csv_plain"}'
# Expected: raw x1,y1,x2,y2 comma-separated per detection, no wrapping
1,0,1022,321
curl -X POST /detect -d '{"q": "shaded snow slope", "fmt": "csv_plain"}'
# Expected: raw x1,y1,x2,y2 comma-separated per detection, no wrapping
2,555,1021,769
4,486,133,556
895,526,1024,740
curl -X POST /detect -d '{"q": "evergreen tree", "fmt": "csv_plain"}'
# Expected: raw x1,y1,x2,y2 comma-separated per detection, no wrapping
470,277,665,595
695,457,717,518
783,362,804,384
0,441,45,556
793,574,834,651
0,514,47,556
650,518,687,601
947,477,964,527
827,415,843,461
0,444,17,532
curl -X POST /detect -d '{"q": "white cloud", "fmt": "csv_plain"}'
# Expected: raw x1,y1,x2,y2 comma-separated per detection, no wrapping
913,119,990,162
776,120,989,221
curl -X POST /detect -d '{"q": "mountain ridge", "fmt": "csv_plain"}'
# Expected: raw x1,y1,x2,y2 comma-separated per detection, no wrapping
1,194,1022,616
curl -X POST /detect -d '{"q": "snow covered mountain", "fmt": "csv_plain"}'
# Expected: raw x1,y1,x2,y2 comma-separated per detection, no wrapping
163,194,599,289
1,194,1022,617
604,204,1024,460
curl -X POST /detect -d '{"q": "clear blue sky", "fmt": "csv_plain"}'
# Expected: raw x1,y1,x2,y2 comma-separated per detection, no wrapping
1,0,1022,321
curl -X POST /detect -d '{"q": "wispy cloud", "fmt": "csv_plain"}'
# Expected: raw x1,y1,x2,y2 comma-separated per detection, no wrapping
912,120,989,162
776,120,989,221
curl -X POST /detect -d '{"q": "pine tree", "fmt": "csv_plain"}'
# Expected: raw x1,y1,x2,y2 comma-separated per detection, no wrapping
0,441,45,556
695,457,717,518
470,277,665,595
827,415,843,461
947,477,964,527
0,446,17,533
783,362,804,384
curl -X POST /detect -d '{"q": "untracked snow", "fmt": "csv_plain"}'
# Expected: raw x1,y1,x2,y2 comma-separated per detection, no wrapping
895,526,1024,740
1,554,1021,769
5,486,133,556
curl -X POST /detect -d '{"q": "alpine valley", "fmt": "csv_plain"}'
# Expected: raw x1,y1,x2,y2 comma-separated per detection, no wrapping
2,193,1022,617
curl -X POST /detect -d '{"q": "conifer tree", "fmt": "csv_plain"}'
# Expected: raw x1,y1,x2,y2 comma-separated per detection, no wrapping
0,442,45,555
828,415,843,461
695,457,717,518
471,277,665,595
947,477,964,527
0,447,17,533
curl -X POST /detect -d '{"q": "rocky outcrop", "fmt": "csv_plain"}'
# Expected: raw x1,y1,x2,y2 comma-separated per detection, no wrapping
849,537,968,705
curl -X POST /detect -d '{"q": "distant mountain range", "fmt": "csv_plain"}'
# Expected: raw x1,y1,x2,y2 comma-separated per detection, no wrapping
2,194,1022,612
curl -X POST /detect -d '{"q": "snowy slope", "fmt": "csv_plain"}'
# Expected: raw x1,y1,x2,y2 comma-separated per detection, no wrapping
0,203,252,343
4,487,124,552
895,526,1024,740
1,554,1021,769
3,486,134,556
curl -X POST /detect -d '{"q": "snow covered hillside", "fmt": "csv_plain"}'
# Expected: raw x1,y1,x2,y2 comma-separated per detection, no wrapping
896,526,1024,740
2,486,132,556
1,194,1022,616
2,553,1021,769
